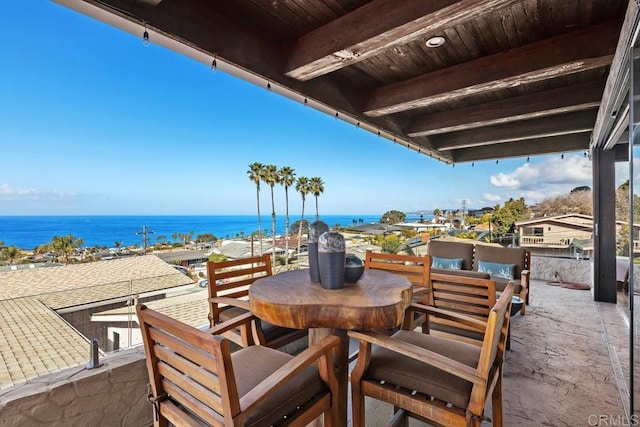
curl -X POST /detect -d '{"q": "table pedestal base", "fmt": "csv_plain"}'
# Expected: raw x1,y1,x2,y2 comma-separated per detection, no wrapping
310,328,349,426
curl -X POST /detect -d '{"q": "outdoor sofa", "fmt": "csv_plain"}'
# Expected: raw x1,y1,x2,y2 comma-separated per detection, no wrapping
426,239,530,314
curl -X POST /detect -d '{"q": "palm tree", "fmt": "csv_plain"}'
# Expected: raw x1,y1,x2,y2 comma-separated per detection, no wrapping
262,164,279,269
248,162,265,255
51,234,84,265
279,166,296,269
295,176,310,265
0,246,21,264
309,177,324,221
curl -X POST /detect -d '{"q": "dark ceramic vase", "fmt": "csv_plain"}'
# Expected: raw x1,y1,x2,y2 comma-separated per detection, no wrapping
308,221,328,283
344,253,364,283
318,231,345,289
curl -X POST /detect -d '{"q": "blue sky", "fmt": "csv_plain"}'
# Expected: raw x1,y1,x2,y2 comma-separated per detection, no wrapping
0,2,605,216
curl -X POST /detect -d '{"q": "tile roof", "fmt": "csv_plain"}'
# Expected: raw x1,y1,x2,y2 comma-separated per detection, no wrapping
93,288,209,329
0,255,194,306
0,256,195,390
145,290,209,328
0,298,89,390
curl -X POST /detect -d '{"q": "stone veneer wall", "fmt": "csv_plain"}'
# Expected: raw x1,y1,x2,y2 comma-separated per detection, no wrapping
0,347,152,426
530,255,592,286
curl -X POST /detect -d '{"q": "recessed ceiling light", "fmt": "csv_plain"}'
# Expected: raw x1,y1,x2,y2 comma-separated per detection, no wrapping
426,36,446,48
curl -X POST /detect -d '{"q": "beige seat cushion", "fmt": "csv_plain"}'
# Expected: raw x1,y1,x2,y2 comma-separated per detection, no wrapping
366,330,481,409
232,346,327,426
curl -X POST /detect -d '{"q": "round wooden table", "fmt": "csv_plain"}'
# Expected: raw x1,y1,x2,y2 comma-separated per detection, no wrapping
249,269,412,425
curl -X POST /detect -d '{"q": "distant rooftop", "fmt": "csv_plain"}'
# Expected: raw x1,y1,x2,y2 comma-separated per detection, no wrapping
0,256,194,390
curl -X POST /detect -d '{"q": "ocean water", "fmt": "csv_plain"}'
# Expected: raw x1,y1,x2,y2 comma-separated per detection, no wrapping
0,214,427,250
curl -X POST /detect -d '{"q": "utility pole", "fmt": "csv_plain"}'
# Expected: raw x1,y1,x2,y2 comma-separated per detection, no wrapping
135,226,155,255
461,199,468,225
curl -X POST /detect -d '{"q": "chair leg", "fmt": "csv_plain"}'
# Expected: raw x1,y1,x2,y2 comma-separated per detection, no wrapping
351,380,365,427
520,292,527,315
492,371,504,427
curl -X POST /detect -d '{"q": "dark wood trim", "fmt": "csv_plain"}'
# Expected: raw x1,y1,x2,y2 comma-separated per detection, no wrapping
364,21,620,117
450,133,590,163
407,80,605,137
431,110,598,150
284,0,519,81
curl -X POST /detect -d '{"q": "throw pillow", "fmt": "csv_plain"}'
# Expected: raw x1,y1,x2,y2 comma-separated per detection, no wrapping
431,256,463,270
477,260,515,280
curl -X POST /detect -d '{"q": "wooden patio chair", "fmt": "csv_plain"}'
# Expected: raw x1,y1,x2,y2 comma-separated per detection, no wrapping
137,304,340,426
207,254,307,349
349,282,514,427
364,250,432,332
415,271,496,347
364,250,431,303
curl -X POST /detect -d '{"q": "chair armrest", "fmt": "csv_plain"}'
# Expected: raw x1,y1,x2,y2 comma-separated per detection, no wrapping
348,330,483,386
206,311,255,335
406,303,488,330
520,270,530,292
239,335,341,412
208,297,251,311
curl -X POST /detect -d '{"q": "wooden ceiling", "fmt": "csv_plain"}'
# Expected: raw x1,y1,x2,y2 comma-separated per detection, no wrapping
59,0,630,163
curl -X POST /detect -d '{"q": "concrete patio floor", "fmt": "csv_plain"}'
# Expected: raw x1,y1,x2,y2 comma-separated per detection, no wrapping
353,279,630,426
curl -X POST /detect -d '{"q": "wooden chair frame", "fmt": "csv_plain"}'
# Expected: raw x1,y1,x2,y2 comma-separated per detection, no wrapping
349,282,515,427
206,254,307,349
137,304,341,426
364,251,431,335
413,271,497,346
364,250,432,304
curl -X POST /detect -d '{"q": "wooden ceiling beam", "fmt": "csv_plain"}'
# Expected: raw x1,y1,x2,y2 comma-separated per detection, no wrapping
364,21,620,117
284,0,519,81
406,80,605,137
451,133,591,163
432,110,598,150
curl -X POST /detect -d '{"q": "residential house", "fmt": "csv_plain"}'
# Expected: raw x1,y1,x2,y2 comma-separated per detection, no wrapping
515,213,636,258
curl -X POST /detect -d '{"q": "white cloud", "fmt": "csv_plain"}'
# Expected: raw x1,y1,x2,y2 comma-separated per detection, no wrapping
488,155,592,203
481,193,501,202
0,184,79,200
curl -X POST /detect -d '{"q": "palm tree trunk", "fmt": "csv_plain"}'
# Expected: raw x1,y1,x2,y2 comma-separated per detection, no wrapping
270,185,276,271
315,196,319,221
257,188,263,255
284,188,290,270
297,200,305,269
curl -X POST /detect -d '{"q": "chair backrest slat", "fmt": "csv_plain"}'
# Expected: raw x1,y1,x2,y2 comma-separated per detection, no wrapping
160,399,211,427
427,272,497,344
433,298,492,317
161,377,226,426
148,327,219,372
158,362,224,417
365,251,431,288
207,254,272,325
154,344,222,396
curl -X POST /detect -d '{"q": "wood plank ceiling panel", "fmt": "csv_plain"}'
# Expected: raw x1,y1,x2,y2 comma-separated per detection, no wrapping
60,0,629,163
364,20,619,116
